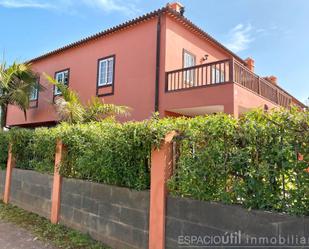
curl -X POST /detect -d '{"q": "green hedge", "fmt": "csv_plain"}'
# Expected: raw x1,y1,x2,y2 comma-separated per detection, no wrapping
57,120,167,190
8,128,56,173
0,131,9,169
6,119,168,190
168,108,309,215
3,108,309,215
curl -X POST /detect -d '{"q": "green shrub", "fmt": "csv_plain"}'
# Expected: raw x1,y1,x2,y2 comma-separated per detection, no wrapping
30,128,57,174
4,107,309,215
0,131,9,169
8,128,56,173
57,119,167,190
9,128,34,170
168,108,309,215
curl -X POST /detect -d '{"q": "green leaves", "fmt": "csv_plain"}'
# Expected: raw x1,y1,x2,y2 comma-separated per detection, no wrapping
8,128,56,173
58,121,154,190
0,61,44,128
3,107,308,215
45,74,129,124
84,97,130,122
168,108,309,215
0,131,9,169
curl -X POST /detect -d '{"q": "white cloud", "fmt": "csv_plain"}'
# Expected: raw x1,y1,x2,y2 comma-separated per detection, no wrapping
81,0,140,15
225,23,254,53
0,0,52,9
0,0,140,15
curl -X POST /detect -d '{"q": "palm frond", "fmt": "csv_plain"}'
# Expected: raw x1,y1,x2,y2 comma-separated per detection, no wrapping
0,61,43,123
84,97,130,122
45,73,84,124
45,74,130,124
44,73,80,104
54,97,85,124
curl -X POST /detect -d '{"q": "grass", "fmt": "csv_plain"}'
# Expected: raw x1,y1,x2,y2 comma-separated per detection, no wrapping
0,201,111,249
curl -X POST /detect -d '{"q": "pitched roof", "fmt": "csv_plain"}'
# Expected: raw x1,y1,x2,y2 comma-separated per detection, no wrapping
28,5,245,64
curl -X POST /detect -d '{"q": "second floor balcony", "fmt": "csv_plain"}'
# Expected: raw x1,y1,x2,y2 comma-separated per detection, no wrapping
165,59,292,108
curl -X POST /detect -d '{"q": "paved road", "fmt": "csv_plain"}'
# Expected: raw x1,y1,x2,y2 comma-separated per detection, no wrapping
0,220,56,249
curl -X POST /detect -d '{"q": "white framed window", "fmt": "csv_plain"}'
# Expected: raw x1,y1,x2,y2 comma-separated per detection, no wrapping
98,56,114,87
30,78,39,101
30,87,38,101
54,70,69,95
211,67,225,84
183,50,196,84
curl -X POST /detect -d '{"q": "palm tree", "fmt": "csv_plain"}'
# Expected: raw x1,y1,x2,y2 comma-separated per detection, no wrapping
0,61,43,129
45,74,130,124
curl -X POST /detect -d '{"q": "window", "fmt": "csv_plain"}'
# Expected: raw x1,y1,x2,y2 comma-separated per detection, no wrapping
211,67,225,84
29,77,40,101
30,86,38,101
98,56,114,87
183,50,196,84
54,70,69,95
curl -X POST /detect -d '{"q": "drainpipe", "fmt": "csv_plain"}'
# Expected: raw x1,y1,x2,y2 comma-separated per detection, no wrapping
154,13,162,113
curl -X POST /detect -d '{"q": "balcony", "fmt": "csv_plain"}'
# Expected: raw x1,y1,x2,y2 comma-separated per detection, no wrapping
165,59,292,108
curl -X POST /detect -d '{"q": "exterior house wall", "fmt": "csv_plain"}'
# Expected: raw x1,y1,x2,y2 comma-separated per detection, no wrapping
164,15,230,72
159,15,234,115
159,16,282,117
162,83,235,114
6,18,158,126
5,11,294,127
234,84,278,117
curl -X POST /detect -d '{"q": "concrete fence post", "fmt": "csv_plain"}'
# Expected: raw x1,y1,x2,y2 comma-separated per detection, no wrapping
149,131,178,249
3,144,15,204
51,140,64,224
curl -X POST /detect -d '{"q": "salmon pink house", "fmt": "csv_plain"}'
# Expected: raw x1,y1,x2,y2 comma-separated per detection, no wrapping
6,2,305,127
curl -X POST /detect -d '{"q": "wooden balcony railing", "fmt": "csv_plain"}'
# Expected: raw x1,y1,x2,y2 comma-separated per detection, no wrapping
165,59,292,108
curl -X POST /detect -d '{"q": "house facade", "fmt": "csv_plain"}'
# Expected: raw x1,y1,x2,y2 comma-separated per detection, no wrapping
6,2,305,127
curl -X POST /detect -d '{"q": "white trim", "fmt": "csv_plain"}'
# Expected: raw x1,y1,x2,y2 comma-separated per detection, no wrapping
183,51,196,84
98,57,114,87
30,78,39,101
54,70,69,95
30,87,38,101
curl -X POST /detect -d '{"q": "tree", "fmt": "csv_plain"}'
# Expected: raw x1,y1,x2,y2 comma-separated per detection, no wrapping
45,74,130,124
0,62,43,129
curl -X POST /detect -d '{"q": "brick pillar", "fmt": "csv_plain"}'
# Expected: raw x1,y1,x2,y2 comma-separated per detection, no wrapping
3,144,15,204
149,131,178,249
51,140,64,224
245,57,255,72
298,153,309,173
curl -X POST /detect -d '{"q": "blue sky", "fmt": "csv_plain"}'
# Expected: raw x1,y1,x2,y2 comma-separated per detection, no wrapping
0,0,308,103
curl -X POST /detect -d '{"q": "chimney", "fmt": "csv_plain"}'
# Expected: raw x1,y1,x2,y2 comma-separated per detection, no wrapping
167,2,185,15
245,57,255,72
269,76,277,84
264,75,278,85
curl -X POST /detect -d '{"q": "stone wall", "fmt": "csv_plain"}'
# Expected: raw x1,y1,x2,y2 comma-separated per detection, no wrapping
166,196,309,249
3,168,309,249
60,177,150,249
10,169,52,218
